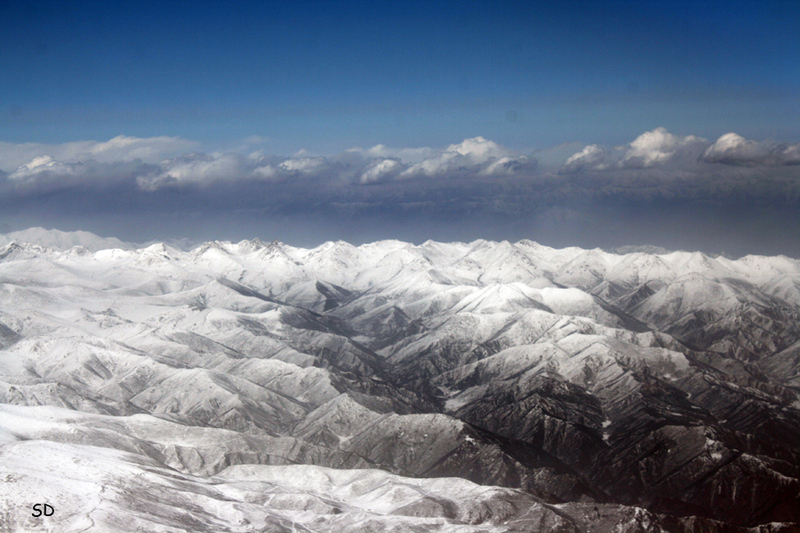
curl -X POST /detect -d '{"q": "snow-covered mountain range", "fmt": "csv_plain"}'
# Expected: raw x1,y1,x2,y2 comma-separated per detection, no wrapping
0,229,798,532
0,227,131,253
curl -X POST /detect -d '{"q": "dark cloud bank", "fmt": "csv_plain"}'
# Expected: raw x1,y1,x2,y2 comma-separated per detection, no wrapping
1,130,799,257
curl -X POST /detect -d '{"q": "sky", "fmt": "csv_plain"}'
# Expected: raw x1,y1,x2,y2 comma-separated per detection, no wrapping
1,0,799,256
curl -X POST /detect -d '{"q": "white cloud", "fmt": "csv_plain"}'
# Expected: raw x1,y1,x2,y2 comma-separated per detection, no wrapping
399,136,530,178
448,136,511,162
18,131,800,201
561,128,707,173
7,155,91,191
136,152,332,191
137,152,279,191
154,153,244,183
481,156,534,176
359,158,404,184
562,145,609,173
84,135,197,163
701,133,800,166
2,136,539,192
9,155,63,178
621,128,705,168
5,154,146,194
782,144,800,165
278,157,326,174
0,135,197,171
349,144,435,164
533,142,586,169
251,165,278,180
347,137,534,182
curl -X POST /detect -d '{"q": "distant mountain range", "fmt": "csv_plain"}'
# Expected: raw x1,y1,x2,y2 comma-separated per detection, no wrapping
0,229,798,532
0,227,130,252
0,227,200,252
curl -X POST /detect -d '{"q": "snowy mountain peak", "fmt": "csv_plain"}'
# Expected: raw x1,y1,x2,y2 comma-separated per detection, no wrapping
1,234,799,531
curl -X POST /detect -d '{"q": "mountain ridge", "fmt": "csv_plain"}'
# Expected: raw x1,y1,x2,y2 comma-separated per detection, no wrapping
6,226,799,262
0,229,798,531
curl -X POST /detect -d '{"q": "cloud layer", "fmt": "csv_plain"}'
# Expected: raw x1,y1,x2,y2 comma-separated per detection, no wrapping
5,129,797,196
0,135,197,171
3,136,537,193
1,129,800,257
562,128,800,173
700,133,800,166
562,128,707,173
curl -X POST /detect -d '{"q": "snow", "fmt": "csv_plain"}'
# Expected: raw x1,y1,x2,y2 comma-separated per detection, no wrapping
602,419,612,442
0,229,799,530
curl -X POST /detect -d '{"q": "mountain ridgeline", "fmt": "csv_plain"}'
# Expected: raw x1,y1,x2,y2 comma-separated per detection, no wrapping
0,232,798,532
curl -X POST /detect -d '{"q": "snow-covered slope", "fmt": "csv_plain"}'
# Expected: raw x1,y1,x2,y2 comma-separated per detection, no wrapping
0,230,799,531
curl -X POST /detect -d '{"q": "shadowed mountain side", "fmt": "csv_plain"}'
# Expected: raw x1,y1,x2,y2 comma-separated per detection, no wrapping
0,234,798,528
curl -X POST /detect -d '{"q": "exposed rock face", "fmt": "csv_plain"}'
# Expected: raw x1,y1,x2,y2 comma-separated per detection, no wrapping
0,235,799,531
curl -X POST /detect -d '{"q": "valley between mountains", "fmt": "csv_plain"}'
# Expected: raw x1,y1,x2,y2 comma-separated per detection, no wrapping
0,230,799,532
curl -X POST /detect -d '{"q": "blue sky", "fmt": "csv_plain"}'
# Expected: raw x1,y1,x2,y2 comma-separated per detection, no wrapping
1,1,799,255
2,0,798,151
